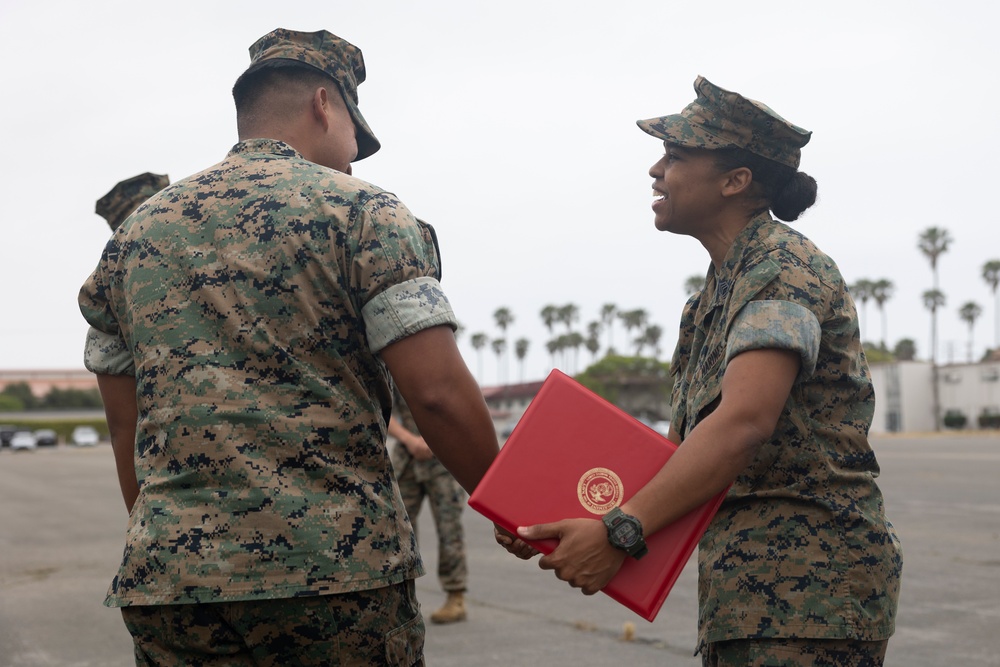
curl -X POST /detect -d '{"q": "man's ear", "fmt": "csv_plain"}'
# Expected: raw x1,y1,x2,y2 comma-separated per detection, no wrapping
721,167,753,198
312,87,330,131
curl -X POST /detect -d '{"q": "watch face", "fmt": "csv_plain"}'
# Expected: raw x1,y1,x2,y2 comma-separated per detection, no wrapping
613,520,640,548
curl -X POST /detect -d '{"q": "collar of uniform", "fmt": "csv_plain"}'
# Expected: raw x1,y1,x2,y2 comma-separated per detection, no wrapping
693,213,772,330
227,138,303,159
714,213,772,295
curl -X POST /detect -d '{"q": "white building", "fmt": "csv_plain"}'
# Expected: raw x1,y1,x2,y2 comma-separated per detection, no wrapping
869,359,1000,434
483,359,1000,437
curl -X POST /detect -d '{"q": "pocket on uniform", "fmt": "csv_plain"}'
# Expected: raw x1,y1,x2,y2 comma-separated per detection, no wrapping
384,613,424,667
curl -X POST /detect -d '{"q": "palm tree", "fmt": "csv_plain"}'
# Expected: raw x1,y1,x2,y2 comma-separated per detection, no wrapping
850,278,875,342
923,289,946,356
959,302,983,363
918,227,952,367
540,305,558,338
491,338,507,385
918,227,953,290
586,321,602,361
871,279,894,351
493,307,514,335
983,259,1000,348
557,303,579,333
554,335,573,369
585,335,601,362
470,332,488,383
493,307,514,384
600,303,617,354
923,288,946,431
618,309,648,354
514,338,530,383
642,324,663,359
565,332,584,373
545,339,559,369
684,274,706,296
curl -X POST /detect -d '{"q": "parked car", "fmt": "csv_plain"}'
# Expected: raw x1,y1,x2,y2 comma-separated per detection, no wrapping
34,429,58,447
499,419,519,440
10,430,38,451
0,424,18,447
71,426,100,447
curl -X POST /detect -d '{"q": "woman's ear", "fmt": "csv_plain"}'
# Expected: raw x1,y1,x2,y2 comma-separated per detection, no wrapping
721,167,753,198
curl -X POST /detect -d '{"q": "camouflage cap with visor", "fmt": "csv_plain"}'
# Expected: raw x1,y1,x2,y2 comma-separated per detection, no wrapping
95,172,169,231
236,28,380,161
637,76,811,169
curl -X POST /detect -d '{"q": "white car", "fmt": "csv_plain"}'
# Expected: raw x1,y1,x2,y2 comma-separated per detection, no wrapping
10,430,38,451
71,426,100,447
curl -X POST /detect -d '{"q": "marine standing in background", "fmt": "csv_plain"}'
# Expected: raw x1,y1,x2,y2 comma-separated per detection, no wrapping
79,28,516,666
89,172,169,509
518,76,902,666
95,173,170,233
388,386,470,625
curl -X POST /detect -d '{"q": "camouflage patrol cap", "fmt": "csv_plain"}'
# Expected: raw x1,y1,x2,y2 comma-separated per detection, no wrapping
238,28,380,161
95,172,169,231
637,76,811,169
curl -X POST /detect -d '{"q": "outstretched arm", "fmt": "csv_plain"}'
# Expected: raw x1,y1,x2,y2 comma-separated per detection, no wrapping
380,325,537,559
380,325,497,494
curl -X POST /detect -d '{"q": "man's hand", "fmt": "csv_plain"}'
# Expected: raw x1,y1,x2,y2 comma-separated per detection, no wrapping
402,434,434,461
493,524,540,560
518,518,626,595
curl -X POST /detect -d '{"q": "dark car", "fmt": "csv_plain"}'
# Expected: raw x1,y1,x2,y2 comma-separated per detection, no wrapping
0,424,19,447
34,429,58,447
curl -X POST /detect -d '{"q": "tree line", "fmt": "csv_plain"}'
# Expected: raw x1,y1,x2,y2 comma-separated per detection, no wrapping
461,227,1000,390
464,303,664,385
0,382,104,412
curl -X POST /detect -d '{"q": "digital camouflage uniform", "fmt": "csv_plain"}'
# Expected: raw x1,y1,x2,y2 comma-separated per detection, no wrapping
389,387,468,594
639,77,902,662
79,134,461,603
670,214,902,650
78,28,459,666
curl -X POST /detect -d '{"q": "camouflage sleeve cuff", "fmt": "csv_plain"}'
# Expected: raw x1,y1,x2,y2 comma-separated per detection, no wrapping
362,277,458,354
83,327,135,376
726,300,820,381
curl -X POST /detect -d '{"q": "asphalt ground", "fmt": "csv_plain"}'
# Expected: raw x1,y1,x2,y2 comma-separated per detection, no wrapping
1,434,998,666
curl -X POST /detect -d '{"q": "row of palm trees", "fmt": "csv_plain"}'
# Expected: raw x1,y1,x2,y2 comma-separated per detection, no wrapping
465,304,664,385
917,228,1000,364
683,229,1000,365
461,228,1000,398
915,227,1000,431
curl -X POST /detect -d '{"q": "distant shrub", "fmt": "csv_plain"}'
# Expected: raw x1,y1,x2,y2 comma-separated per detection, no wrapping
0,394,24,411
943,409,968,429
978,410,1000,430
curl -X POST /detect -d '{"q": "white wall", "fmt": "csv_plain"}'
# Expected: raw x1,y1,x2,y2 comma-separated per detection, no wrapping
869,360,1000,434
938,361,1000,426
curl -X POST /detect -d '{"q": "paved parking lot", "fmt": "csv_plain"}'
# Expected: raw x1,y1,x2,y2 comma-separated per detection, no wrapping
1,434,998,666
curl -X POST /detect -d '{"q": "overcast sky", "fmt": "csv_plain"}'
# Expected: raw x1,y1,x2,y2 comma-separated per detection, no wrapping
1,0,998,387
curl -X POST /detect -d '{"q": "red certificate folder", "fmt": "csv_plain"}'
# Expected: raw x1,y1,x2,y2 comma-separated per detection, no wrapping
469,369,727,622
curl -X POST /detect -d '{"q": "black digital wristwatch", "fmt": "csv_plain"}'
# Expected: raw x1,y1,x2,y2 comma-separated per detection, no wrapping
602,507,648,560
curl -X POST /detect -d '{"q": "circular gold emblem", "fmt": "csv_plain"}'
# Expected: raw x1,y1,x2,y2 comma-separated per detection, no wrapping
577,467,624,515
